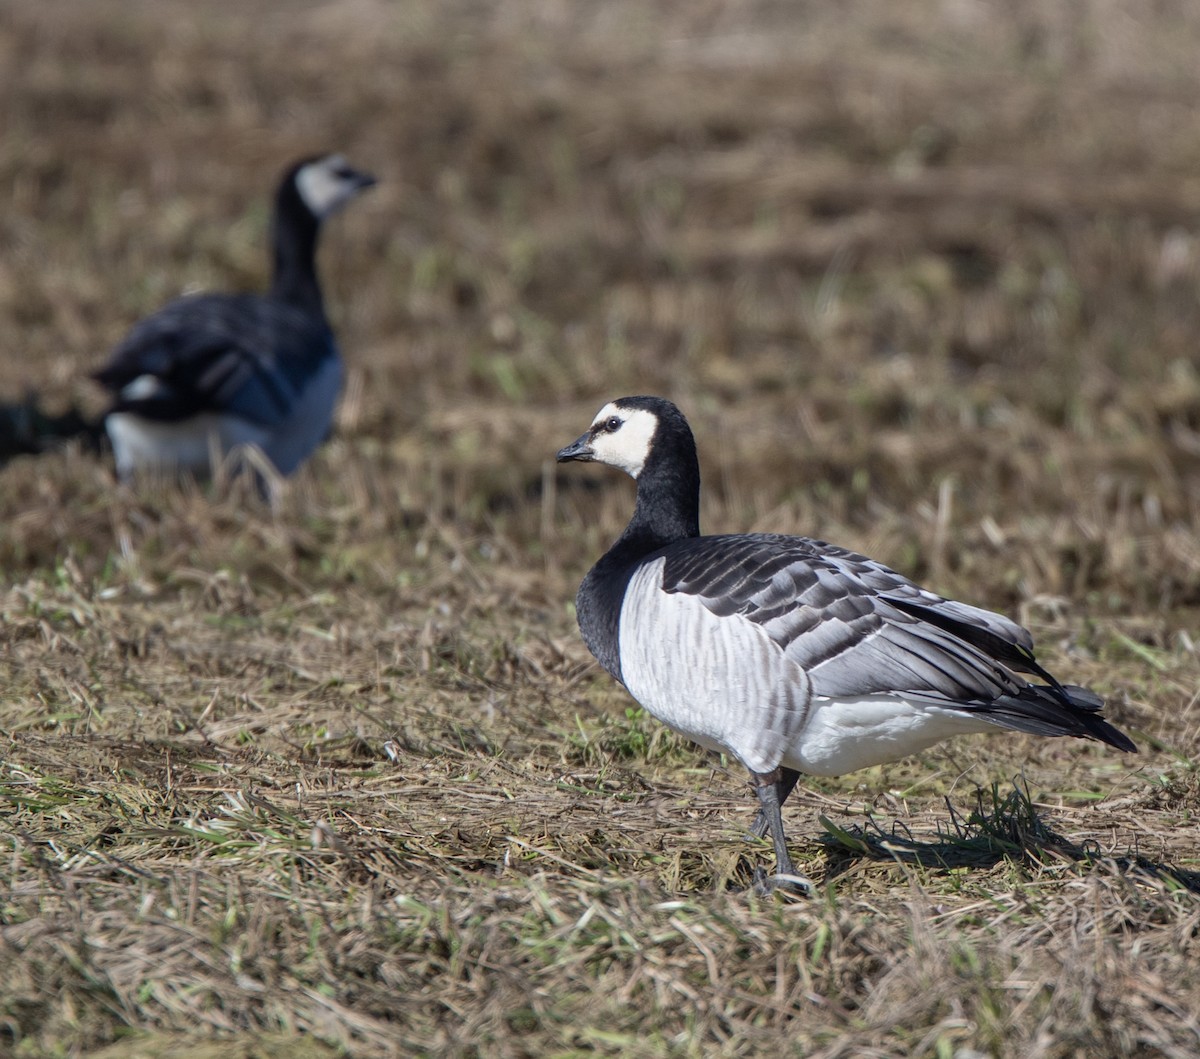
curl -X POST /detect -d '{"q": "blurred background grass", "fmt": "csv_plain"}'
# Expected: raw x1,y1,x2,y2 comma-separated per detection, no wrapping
5,1,1200,600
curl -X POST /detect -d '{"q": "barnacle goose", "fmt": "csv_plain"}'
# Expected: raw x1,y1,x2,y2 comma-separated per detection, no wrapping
557,396,1135,893
93,153,375,483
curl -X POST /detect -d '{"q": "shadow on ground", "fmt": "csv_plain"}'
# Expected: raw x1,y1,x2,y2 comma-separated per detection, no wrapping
816,781,1200,894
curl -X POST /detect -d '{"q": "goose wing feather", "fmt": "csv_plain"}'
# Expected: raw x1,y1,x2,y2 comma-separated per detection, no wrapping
658,533,1041,703
95,293,334,427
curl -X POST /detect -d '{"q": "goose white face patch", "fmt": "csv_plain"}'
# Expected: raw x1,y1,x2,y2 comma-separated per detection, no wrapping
295,154,363,219
587,402,658,479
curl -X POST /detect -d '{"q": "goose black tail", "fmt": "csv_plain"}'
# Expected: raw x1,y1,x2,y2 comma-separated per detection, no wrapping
976,683,1136,753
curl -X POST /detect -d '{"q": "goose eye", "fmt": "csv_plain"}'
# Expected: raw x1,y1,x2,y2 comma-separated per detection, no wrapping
604,416,622,432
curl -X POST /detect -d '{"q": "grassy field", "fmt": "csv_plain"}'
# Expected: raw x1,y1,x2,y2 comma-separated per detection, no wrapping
4,0,1200,1054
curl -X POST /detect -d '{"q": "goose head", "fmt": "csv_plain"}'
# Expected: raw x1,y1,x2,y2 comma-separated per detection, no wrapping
556,396,681,480
293,153,376,221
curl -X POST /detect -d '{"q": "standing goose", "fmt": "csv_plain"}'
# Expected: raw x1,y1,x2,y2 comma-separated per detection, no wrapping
93,153,375,483
557,396,1135,892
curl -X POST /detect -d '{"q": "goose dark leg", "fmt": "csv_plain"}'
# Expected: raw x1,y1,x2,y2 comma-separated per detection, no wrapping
750,769,811,895
748,767,801,839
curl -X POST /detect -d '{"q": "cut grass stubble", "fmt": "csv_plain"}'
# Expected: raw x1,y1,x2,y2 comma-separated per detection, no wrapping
6,0,1200,1054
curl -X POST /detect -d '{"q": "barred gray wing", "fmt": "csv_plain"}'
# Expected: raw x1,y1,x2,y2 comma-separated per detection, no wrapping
658,533,1037,703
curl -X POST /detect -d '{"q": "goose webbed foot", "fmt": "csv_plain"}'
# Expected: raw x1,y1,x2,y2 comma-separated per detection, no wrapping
750,866,813,897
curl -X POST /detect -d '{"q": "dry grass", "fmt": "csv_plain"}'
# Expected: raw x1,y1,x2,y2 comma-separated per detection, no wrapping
4,0,1200,1055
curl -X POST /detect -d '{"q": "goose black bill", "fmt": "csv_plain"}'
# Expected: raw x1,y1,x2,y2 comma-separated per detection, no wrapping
556,434,595,462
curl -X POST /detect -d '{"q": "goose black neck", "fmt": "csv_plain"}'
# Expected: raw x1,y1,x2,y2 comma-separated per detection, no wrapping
575,413,700,683
573,396,700,677
267,176,325,319
613,425,701,562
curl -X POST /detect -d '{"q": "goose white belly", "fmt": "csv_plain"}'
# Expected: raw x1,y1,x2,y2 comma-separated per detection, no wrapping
106,411,270,479
617,558,997,777
780,694,996,777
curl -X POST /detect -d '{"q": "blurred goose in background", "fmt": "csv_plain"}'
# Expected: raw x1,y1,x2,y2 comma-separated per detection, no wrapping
93,152,375,484
557,396,1135,893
